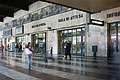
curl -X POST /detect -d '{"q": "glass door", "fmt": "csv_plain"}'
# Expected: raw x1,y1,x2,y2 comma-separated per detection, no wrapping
58,27,85,56
110,23,120,54
110,23,117,53
76,28,85,55
32,33,46,54
118,23,120,52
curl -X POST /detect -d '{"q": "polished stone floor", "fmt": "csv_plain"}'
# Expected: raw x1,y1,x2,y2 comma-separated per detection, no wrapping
0,52,120,80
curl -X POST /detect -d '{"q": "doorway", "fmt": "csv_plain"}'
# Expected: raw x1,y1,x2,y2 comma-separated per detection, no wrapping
58,27,85,55
109,22,120,56
31,33,46,54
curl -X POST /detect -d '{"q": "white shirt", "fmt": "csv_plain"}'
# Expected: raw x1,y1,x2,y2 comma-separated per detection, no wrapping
24,48,32,54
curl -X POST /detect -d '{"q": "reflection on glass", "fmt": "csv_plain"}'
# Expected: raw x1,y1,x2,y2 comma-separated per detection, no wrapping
77,29,81,35
77,36,81,54
110,23,117,52
118,23,120,51
83,36,85,42
73,29,76,35
72,36,76,53
68,30,72,36
33,33,46,53
110,23,116,35
82,36,85,54
64,30,68,37
68,37,72,41
59,27,85,55
82,28,85,31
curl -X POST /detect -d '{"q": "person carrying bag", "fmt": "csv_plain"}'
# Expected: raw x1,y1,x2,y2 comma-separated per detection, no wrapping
24,42,33,70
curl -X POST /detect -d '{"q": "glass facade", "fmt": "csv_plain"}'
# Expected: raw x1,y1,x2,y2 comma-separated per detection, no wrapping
58,27,85,55
32,33,46,54
109,22,120,54
16,36,25,51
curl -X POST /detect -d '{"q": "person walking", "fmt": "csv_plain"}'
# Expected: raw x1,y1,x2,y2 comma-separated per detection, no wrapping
64,40,71,60
24,42,33,70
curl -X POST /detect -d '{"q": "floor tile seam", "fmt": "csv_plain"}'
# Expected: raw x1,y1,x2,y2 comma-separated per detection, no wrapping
0,58,105,80
8,55,119,70
0,65,42,80
3,56,119,76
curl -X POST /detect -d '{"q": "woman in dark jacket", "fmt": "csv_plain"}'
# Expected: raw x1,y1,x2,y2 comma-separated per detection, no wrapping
64,40,71,60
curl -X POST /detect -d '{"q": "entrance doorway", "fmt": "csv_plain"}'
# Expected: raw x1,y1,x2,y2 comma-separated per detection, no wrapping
58,27,85,55
109,22,120,56
31,33,46,54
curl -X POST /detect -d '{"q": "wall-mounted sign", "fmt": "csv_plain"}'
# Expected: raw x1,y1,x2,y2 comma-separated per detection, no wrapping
3,29,12,37
16,25,24,35
32,23,46,28
90,19,104,26
107,11,120,18
58,14,83,22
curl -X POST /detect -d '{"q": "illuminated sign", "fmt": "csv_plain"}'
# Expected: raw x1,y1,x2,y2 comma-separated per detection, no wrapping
90,19,104,26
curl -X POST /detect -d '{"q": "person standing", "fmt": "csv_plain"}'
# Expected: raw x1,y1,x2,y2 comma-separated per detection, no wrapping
15,43,19,55
7,44,9,52
20,44,22,52
64,40,71,60
24,42,33,70
1,44,4,55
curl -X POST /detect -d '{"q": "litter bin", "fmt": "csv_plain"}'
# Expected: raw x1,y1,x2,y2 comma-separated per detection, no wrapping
92,45,98,57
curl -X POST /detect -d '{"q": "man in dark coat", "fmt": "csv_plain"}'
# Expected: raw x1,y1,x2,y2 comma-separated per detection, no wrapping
64,40,71,60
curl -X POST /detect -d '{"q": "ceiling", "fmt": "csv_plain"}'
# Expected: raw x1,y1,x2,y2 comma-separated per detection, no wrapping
41,0,120,13
0,0,38,22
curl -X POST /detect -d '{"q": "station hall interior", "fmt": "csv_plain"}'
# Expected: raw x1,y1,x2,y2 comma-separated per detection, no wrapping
0,0,120,80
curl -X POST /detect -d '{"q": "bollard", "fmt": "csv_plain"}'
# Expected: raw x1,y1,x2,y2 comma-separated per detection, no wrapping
50,47,53,56
44,43,48,63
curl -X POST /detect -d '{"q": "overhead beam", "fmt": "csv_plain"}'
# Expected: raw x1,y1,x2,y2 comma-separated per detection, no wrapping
0,1,29,10
0,11,13,17
0,18,3,22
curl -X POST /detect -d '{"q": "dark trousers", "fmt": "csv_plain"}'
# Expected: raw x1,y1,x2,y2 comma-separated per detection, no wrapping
2,49,3,53
65,54,71,60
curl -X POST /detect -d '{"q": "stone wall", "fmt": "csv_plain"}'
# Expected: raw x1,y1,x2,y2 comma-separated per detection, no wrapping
88,7,120,57
47,30,58,54
14,10,28,19
29,1,51,12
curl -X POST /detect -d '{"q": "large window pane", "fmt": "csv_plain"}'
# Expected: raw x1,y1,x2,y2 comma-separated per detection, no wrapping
72,36,76,53
77,29,81,35
73,29,76,35
77,36,81,54
68,30,72,36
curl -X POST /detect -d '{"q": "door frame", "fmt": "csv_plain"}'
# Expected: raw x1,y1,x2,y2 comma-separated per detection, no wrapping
107,21,120,57
58,27,85,56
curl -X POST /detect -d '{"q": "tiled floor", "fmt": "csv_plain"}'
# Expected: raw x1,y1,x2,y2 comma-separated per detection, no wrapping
0,52,120,80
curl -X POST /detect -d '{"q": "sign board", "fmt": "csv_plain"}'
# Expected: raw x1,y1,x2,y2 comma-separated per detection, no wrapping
90,19,104,26
3,29,12,37
16,25,24,35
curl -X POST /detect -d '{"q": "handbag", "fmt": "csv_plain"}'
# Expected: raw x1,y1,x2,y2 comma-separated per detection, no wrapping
24,48,32,54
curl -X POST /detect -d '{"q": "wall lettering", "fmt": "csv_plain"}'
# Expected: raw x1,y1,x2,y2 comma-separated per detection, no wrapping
107,11,120,18
32,23,46,28
58,14,83,22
